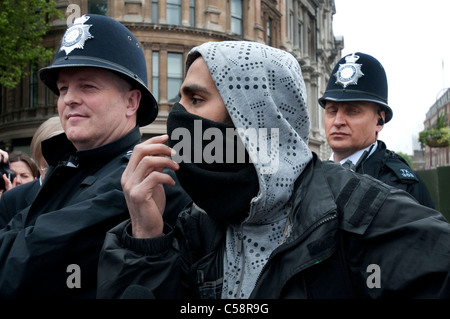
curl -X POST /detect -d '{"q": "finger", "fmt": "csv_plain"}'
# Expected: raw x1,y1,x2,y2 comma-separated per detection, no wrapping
137,156,179,181
126,136,174,166
122,156,178,189
0,150,8,163
124,142,176,180
3,175,13,191
143,170,176,189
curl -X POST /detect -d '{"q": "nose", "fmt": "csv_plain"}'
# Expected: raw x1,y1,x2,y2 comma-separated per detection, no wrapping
61,87,81,106
14,176,22,186
334,109,346,126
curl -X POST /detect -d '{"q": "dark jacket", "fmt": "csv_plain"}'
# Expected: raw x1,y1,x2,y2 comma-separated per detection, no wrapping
357,140,434,208
0,179,41,228
97,154,450,299
0,128,142,299
0,127,190,299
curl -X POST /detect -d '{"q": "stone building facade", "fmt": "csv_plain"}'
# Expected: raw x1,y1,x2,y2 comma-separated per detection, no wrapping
0,0,342,159
422,88,450,169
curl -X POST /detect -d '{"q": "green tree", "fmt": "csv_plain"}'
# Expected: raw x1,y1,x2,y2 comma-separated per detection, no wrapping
0,0,62,88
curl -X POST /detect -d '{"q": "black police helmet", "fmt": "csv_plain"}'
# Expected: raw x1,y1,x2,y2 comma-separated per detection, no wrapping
319,52,393,123
39,14,157,127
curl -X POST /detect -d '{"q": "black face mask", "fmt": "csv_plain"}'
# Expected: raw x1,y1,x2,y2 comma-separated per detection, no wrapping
167,102,259,223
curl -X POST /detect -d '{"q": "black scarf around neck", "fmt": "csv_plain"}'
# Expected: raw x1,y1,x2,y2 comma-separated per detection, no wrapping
167,102,259,223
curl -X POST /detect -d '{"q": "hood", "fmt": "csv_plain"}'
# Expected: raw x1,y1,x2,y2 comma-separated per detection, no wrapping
185,41,312,225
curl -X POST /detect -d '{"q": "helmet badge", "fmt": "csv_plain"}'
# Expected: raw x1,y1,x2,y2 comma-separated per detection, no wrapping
60,15,94,56
334,53,364,88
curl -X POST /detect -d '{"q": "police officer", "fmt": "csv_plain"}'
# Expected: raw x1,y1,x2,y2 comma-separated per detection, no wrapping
0,14,189,298
319,52,435,208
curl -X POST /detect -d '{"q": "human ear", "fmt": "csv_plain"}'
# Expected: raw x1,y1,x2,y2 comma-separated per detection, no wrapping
126,89,141,116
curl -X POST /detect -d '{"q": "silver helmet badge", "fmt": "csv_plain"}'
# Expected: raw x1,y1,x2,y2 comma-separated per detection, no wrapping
60,15,94,56
334,53,364,88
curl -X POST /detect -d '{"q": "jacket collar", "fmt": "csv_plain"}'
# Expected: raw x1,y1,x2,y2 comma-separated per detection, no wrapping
285,153,337,243
358,139,387,176
42,126,141,167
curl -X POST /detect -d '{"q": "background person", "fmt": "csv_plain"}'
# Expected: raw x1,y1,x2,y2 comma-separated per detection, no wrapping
319,52,434,208
30,116,64,183
0,150,38,196
9,151,39,186
0,118,64,225
0,149,16,197
97,41,450,299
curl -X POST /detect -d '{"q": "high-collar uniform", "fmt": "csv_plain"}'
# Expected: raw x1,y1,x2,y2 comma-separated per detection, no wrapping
355,140,435,208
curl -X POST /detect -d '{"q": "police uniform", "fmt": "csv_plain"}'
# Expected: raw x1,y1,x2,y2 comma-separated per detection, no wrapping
0,14,189,298
357,140,434,208
319,52,435,208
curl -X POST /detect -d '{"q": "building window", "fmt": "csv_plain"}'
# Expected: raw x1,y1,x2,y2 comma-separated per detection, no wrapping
167,0,181,25
152,52,159,102
29,65,38,108
288,10,294,41
190,0,195,27
231,0,243,36
152,0,158,22
167,53,182,103
298,22,302,49
267,17,272,46
308,15,316,57
88,0,107,15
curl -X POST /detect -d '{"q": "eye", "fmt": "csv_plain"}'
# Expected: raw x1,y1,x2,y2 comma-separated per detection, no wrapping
82,83,97,90
58,85,68,94
192,96,203,105
325,107,337,115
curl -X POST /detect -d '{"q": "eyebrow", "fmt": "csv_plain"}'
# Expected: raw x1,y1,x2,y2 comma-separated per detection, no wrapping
56,76,91,85
325,102,362,109
180,84,209,96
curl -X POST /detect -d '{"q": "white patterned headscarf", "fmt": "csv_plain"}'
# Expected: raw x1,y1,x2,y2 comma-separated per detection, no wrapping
186,41,312,298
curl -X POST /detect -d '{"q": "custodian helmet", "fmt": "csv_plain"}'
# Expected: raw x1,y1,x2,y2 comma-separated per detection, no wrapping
39,14,157,127
318,52,393,123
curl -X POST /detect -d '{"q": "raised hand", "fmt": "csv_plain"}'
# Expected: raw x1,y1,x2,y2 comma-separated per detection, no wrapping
121,135,179,238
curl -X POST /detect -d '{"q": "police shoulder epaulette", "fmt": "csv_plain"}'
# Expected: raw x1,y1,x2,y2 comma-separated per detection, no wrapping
384,155,418,183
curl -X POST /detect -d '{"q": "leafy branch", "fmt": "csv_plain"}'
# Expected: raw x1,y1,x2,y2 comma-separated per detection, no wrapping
0,0,63,88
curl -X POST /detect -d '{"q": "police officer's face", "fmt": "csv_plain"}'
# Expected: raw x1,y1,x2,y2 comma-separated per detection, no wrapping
56,67,141,150
324,101,384,162
178,57,231,124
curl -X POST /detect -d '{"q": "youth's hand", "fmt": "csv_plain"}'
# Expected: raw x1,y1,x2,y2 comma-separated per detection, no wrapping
121,135,179,238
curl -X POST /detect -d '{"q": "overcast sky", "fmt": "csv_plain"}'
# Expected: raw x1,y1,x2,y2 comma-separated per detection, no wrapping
332,0,450,155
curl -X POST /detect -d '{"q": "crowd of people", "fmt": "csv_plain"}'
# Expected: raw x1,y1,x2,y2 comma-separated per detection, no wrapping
0,14,449,301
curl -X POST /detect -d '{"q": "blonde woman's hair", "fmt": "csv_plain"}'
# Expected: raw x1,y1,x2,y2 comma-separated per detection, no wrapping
30,116,64,174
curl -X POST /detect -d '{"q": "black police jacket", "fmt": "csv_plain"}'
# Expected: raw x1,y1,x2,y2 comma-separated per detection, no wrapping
0,179,41,228
0,127,142,299
97,154,450,299
357,140,435,208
